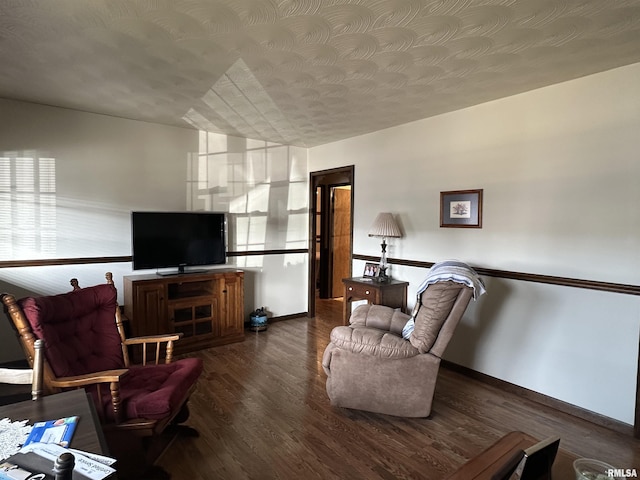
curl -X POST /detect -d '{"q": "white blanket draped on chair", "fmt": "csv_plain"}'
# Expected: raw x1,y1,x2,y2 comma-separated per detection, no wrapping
402,260,486,339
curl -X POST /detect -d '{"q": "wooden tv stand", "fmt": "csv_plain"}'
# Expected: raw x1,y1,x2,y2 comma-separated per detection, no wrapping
123,269,244,354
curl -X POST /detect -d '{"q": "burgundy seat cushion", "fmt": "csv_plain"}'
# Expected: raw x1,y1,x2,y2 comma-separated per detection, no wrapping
89,358,203,421
18,283,203,421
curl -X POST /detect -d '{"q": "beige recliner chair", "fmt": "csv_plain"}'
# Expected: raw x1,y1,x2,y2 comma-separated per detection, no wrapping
323,261,483,417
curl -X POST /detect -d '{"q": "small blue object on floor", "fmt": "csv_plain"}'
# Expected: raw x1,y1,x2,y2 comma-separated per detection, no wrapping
250,307,268,332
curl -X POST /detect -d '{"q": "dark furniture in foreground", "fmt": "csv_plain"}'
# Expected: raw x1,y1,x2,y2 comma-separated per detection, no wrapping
445,431,577,480
0,388,109,455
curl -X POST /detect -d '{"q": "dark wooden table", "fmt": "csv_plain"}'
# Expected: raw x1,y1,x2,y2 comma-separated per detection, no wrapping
445,431,577,480
342,277,409,324
0,388,109,455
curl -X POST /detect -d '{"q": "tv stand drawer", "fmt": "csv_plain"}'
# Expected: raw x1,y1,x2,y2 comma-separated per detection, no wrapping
168,280,216,300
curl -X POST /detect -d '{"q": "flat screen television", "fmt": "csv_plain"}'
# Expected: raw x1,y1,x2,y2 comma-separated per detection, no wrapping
131,211,226,274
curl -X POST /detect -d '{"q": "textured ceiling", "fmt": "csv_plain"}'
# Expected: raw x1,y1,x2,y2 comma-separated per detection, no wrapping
1,0,640,147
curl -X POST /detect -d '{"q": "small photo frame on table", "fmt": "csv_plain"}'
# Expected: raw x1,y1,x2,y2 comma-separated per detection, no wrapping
363,262,380,278
440,189,483,228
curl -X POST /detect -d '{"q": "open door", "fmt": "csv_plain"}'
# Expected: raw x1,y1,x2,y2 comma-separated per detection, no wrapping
331,186,351,297
308,166,354,318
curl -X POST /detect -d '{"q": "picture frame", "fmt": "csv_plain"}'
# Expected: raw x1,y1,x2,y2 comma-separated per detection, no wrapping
440,189,483,228
363,262,380,278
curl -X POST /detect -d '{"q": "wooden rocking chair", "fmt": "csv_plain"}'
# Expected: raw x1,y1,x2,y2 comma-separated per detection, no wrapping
1,273,203,476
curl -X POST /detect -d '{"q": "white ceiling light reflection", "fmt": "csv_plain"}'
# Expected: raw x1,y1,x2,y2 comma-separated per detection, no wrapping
183,59,300,145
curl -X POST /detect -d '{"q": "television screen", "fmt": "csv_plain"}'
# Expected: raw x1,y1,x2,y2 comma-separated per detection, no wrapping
132,211,226,273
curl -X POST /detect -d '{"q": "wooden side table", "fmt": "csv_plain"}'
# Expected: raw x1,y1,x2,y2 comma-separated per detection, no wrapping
342,277,409,324
444,431,577,480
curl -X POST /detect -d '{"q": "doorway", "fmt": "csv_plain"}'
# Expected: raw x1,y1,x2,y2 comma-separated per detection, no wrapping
308,166,354,318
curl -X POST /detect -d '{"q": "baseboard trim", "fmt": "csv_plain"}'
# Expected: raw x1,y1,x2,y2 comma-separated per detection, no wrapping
441,360,634,436
270,312,308,323
244,312,308,329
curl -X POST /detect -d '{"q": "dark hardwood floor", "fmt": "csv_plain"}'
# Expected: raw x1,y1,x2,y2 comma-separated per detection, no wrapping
158,298,639,479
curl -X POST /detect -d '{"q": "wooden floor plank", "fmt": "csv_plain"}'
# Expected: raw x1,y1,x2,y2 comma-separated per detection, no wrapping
157,298,640,479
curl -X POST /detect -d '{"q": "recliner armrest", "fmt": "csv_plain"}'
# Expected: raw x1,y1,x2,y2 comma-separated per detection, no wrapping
349,304,410,336
330,325,419,359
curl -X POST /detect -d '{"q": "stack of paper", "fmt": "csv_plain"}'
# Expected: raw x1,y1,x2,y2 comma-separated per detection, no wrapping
0,414,116,480
17,442,116,480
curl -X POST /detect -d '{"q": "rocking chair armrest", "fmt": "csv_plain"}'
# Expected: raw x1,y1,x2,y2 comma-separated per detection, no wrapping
123,334,183,365
123,333,182,346
50,368,130,424
49,369,129,389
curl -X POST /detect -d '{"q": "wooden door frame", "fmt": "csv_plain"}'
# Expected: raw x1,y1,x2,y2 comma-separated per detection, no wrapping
636,338,639,438
308,166,354,318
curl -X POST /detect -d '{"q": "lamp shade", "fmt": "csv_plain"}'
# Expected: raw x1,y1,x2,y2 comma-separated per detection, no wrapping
368,212,402,238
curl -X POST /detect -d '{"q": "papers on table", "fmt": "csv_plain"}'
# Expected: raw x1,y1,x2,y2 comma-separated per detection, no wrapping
16,442,116,480
0,415,115,480
23,416,78,448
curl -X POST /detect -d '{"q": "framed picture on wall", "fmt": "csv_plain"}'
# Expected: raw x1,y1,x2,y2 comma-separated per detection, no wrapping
363,262,380,278
440,189,483,228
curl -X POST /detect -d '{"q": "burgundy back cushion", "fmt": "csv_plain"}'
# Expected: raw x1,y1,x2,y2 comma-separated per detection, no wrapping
18,284,124,377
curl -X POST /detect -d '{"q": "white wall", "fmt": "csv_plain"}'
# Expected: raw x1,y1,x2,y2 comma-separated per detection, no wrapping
309,63,640,425
189,132,309,318
0,100,198,362
0,100,308,363
0,98,193,259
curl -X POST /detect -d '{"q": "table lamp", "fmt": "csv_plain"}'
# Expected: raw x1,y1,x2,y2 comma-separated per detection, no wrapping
368,212,402,281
